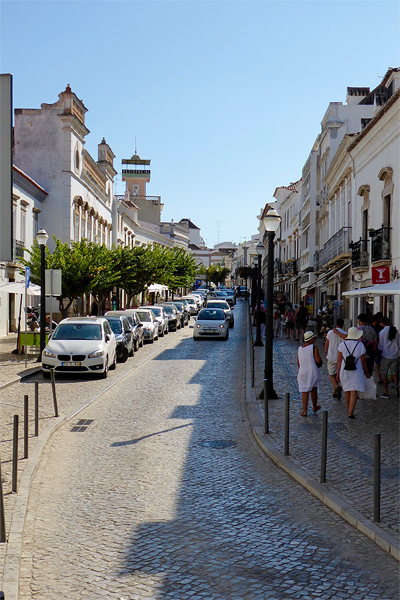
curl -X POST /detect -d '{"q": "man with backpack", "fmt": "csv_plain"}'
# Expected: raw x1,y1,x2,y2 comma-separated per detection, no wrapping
324,318,347,399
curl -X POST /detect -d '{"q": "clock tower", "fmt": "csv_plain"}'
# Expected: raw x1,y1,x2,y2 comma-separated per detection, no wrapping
121,152,151,197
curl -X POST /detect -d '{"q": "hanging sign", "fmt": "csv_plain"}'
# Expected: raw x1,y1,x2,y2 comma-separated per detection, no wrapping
371,266,390,284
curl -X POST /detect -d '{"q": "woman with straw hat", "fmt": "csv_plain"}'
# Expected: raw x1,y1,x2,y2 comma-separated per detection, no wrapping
297,330,323,416
337,327,371,419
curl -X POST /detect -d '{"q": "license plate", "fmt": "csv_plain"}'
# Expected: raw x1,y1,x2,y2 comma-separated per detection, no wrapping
206,329,216,334
61,361,81,367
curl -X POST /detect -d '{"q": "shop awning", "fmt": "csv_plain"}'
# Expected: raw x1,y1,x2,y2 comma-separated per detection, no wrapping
0,281,41,295
343,280,400,297
147,283,168,292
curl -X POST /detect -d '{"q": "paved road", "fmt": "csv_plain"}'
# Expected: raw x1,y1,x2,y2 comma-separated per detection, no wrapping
19,303,399,599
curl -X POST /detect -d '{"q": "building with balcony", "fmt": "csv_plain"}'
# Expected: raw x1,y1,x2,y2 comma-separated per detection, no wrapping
272,181,301,301
345,67,400,323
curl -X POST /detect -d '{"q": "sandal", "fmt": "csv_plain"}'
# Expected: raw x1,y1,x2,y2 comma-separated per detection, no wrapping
312,405,321,413
300,412,307,417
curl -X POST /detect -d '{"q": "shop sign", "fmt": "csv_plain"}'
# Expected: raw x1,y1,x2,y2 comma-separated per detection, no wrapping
371,266,390,284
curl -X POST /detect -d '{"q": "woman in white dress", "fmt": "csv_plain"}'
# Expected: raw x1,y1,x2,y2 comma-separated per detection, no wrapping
337,327,370,419
297,331,323,416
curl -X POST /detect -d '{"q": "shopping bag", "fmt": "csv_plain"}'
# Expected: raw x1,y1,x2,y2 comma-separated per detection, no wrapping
359,378,377,400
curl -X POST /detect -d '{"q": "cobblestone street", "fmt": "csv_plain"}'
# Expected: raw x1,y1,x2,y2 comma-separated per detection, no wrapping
16,303,399,599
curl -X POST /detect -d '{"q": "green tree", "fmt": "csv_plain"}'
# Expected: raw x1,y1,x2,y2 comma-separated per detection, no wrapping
23,237,95,318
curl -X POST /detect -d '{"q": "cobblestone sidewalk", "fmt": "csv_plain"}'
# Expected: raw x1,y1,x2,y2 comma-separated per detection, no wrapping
251,323,400,543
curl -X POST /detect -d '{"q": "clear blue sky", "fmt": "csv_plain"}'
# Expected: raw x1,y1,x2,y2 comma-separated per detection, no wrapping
1,1,399,247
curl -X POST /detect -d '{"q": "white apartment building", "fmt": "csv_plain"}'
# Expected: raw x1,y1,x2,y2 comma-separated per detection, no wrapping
272,181,301,302
0,166,48,336
13,85,116,251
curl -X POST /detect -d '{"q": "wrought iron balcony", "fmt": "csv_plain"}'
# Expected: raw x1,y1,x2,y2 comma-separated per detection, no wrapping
285,259,297,275
350,238,369,268
370,226,391,262
13,239,25,262
320,227,352,267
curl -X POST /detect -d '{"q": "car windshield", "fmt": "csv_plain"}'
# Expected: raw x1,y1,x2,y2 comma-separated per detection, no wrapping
52,323,102,340
215,291,227,297
163,306,174,314
207,301,229,309
150,307,161,316
197,309,225,321
136,311,151,322
107,320,122,334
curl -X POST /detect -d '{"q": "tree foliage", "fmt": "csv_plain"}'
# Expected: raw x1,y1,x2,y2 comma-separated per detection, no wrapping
22,238,198,314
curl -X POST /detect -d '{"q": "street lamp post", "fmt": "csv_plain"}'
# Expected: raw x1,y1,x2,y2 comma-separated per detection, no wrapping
259,209,281,400
254,242,264,347
36,229,48,360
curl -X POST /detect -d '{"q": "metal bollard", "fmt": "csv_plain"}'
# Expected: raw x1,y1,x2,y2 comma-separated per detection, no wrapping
0,457,6,542
50,369,59,417
374,433,381,523
24,395,29,459
264,379,269,434
284,392,290,456
35,380,39,437
320,410,328,483
12,415,19,493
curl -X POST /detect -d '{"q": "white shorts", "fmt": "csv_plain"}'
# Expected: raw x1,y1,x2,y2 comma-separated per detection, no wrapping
327,360,337,376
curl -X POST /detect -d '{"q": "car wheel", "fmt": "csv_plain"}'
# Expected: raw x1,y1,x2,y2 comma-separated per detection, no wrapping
229,323,234,328
160,329,164,337
101,359,109,378
223,333,229,340
110,353,117,370
122,347,129,362
129,346,134,357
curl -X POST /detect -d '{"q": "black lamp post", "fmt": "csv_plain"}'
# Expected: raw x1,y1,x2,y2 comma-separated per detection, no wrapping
36,229,48,360
259,209,281,400
254,242,264,347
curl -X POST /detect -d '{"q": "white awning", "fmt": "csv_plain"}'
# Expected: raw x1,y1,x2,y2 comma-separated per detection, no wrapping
147,283,168,292
343,280,400,297
0,281,41,296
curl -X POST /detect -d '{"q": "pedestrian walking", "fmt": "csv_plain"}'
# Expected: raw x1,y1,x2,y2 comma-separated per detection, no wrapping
324,318,347,399
284,302,296,340
357,313,378,376
294,301,309,341
337,327,370,419
273,304,281,338
378,317,400,398
297,331,323,416
372,312,384,383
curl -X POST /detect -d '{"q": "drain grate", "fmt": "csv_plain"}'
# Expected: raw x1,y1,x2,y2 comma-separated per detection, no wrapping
71,419,94,432
199,439,237,449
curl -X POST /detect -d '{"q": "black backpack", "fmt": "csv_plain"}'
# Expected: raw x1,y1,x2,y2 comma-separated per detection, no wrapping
343,341,359,371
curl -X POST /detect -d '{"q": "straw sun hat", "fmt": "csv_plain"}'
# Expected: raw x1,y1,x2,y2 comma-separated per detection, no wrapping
303,331,316,342
346,327,363,340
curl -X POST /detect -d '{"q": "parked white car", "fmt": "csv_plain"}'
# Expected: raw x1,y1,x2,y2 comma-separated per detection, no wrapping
141,306,169,337
41,317,116,378
193,308,229,340
134,309,159,343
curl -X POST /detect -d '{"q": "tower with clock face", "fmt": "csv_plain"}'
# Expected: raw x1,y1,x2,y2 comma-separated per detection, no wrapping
121,152,151,198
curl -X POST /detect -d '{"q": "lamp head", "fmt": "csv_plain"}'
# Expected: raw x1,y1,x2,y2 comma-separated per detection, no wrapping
263,208,281,233
36,229,49,247
256,242,264,256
